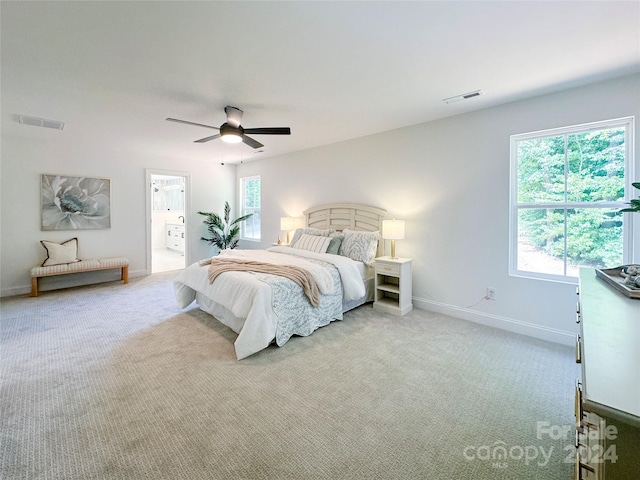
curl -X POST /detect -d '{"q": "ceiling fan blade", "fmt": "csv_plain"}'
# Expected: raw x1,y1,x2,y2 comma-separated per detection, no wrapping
242,135,264,149
166,118,219,130
224,106,244,128
243,127,291,135
194,134,221,143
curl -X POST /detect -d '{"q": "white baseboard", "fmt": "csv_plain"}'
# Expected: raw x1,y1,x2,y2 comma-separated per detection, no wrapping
412,296,574,346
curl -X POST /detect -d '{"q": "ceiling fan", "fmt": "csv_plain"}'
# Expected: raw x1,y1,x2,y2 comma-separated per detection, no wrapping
166,106,291,149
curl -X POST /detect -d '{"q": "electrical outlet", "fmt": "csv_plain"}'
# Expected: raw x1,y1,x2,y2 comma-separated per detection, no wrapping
486,287,496,301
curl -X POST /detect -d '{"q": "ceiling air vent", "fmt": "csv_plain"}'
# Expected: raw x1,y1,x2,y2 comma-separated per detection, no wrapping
442,90,483,104
17,114,65,130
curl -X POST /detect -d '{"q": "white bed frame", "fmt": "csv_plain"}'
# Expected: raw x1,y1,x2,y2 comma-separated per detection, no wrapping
303,203,387,257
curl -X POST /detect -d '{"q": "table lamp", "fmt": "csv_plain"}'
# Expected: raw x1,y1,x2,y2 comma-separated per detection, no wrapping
280,216,303,244
382,219,405,259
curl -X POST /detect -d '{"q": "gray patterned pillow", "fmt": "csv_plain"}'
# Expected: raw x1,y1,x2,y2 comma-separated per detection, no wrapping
338,229,380,266
289,227,335,246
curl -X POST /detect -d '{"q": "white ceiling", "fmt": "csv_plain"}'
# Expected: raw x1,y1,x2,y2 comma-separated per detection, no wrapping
2,1,639,164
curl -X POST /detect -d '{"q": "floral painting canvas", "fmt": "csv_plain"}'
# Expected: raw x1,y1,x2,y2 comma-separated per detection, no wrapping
41,174,111,230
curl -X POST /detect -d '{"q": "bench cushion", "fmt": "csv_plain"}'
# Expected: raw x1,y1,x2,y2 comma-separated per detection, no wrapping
31,257,129,277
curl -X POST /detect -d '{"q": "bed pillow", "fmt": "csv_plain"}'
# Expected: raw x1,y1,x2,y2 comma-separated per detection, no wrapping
291,233,332,254
326,234,344,255
289,227,335,246
338,229,380,266
40,237,81,267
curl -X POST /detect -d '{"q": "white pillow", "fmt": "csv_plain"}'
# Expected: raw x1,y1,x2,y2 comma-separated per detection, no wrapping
289,227,335,246
291,233,331,254
338,229,380,266
41,237,81,267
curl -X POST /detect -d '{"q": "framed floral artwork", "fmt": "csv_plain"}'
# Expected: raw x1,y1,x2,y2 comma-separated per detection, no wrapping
41,174,111,230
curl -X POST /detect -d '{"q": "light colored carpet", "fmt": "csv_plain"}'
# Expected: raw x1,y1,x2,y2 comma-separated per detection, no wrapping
1,272,578,479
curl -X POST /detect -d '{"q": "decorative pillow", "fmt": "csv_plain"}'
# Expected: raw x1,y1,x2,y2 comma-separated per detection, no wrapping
326,234,344,255
338,229,380,266
291,233,332,254
289,227,335,246
40,237,81,267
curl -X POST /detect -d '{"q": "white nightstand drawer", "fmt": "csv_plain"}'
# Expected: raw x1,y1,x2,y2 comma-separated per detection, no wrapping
376,263,400,276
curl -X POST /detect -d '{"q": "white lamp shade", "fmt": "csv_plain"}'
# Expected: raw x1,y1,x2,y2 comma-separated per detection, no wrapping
382,219,405,240
281,216,304,231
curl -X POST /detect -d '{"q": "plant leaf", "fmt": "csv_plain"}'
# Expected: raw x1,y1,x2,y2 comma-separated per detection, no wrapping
229,213,253,226
224,202,231,225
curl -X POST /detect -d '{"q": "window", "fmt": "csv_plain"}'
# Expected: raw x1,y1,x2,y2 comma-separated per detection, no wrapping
510,117,634,282
240,175,261,241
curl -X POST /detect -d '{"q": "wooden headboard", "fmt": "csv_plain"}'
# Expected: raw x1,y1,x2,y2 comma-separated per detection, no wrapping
303,203,387,257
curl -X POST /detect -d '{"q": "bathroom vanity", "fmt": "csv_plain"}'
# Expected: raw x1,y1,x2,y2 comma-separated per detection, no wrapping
166,223,185,253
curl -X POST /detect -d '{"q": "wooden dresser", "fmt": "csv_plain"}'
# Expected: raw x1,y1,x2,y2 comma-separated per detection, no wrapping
575,269,640,479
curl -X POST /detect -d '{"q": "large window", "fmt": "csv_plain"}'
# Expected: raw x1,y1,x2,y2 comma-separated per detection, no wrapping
510,117,634,282
240,175,261,241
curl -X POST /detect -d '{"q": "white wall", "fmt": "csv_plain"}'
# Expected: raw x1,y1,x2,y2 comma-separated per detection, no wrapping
236,74,640,345
0,132,235,296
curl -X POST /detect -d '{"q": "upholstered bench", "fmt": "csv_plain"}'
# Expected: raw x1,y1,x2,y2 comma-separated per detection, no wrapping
30,257,129,297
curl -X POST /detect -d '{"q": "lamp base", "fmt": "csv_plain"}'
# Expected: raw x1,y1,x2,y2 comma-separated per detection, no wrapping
390,239,396,259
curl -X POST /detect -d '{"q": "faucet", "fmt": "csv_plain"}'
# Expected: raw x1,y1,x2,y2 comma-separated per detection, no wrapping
178,215,184,223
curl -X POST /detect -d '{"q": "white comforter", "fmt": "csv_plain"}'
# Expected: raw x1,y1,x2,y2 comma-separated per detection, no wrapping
174,247,366,359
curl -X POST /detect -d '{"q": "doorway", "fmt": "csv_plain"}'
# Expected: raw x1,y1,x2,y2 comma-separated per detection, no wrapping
146,170,189,273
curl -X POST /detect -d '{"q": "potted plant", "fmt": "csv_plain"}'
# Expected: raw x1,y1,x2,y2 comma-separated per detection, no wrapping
620,182,640,213
198,201,253,251
620,182,640,288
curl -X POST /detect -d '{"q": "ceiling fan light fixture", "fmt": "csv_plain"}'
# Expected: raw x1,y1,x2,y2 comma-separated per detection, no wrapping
221,132,243,143
220,123,244,143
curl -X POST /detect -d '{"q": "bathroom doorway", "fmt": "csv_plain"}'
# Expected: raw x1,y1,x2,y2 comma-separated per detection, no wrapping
146,170,189,274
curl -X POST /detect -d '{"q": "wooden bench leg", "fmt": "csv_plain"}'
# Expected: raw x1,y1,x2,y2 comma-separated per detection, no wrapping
121,266,129,284
30,277,39,297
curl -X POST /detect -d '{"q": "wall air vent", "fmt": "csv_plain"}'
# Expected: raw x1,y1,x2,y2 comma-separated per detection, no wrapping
16,114,65,130
442,90,483,104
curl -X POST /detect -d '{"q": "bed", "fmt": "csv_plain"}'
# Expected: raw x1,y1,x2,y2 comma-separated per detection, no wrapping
174,203,387,359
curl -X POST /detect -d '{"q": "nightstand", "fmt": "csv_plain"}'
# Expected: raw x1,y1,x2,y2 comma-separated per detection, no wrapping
373,256,412,316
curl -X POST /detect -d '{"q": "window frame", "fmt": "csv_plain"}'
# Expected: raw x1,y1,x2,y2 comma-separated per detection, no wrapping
239,175,261,242
509,117,635,283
